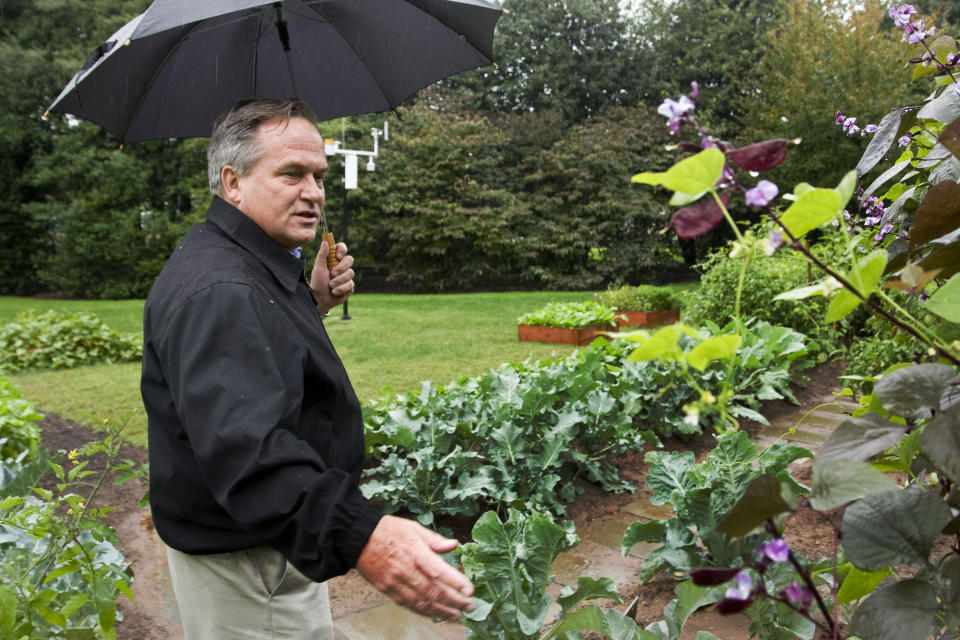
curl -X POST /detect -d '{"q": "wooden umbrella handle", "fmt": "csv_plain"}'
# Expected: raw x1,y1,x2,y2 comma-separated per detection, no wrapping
322,232,339,271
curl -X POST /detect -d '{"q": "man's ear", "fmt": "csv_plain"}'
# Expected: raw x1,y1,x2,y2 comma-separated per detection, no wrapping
221,166,241,205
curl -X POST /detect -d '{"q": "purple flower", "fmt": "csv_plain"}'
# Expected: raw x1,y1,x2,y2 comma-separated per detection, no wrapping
876,223,895,241
784,580,813,607
889,4,917,28
745,180,779,207
759,538,790,563
847,124,861,137
835,111,845,125
725,571,752,600
842,116,857,131
690,81,699,100
864,215,881,226
658,95,696,134
864,124,879,134
899,134,912,146
906,19,927,44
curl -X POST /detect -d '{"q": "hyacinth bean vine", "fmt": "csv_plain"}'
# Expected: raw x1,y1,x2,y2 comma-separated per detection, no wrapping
627,5,960,639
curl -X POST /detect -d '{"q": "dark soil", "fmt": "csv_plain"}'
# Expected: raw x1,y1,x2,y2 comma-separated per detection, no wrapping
34,361,847,639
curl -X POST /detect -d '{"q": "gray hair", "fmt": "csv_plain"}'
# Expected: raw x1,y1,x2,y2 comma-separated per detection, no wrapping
207,98,320,195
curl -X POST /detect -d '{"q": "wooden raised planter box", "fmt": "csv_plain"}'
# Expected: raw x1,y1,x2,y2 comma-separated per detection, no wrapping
517,323,613,346
615,308,681,328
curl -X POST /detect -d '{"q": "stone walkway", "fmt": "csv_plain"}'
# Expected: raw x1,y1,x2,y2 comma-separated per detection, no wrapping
135,392,855,639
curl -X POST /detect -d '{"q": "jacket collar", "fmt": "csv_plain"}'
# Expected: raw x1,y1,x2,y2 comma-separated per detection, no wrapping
205,196,305,293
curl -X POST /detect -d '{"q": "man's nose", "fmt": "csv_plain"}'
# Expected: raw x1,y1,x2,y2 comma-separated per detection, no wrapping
301,178,324,204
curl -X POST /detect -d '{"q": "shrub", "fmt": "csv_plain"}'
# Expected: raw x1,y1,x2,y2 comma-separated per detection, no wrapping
0,379,42,463
0,311,142,373
516,301,619,328
599,284,682,311
683,234,855,353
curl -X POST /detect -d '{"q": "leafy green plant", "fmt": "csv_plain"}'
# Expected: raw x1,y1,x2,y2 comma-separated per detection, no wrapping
0,418,144,639
518,301,621,328
599,285,682,312
362,323,811,524
459,508,645,640
0,311,142,374
621,431,811,582
0,378,42,462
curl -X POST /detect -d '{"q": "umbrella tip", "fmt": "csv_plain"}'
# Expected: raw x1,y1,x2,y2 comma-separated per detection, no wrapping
42,110,49,118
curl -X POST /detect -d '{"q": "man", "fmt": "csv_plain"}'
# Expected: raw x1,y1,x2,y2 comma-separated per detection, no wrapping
141,98,474,639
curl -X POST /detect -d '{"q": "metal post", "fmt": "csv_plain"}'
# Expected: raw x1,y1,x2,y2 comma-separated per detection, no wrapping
340,185,352,320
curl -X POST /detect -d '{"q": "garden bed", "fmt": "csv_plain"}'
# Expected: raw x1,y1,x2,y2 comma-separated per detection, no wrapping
517,322,612,346
36,362,849,639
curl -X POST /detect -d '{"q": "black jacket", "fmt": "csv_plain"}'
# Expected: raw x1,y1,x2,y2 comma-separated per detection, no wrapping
141,196,381,582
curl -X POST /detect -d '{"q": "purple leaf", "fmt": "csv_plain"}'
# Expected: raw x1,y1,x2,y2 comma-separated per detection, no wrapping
671,192,731,239
727,139,789,172
690,566,742,586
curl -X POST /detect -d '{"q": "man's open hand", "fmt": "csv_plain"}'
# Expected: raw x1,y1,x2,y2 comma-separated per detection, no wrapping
356,515,475,621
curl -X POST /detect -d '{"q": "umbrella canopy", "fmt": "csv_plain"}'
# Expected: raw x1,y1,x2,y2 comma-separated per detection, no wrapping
47,0,503,143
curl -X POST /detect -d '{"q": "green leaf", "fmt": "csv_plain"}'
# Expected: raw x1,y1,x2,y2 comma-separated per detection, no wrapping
556,577,621,615
815,414,909,467
926,273,960,323
842,488,951,570
715,475,792,536
778,188,843,239
824,249,888,323
837,565,890,605
0,584,16,635
824,289,863,323
874,363,957,416
547,605,644,640
918,406,960,483
849,580,938,640
61,592,89,619
686,334,741,371
622,519,667,555
809,459,899,511
835,170,857,206
626,325,683,363
661,581,724,640
631,148,726,196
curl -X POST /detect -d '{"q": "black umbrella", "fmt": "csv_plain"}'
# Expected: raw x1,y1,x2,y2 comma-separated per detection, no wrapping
47,0,503,143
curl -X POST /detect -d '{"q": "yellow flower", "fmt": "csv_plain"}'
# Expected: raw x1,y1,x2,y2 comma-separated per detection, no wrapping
67,450,79,465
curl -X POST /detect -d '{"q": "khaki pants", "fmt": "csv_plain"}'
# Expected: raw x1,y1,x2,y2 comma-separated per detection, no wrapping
166,545,334,639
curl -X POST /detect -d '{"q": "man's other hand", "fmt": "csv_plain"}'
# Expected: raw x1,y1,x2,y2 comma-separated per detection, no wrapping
356,515,475,621
310,241,355,313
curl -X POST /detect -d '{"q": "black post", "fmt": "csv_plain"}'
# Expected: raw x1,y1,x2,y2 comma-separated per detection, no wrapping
340,185,353,320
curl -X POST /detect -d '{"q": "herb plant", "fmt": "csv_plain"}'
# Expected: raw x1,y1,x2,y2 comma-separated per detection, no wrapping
517,301,621,328
0,416,143,639
599,285,682,312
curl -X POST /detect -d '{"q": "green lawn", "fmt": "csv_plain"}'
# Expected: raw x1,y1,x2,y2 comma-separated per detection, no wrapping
3,286,697,448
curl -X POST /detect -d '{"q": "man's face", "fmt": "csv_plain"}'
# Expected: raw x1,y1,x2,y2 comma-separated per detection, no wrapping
228,117,328,249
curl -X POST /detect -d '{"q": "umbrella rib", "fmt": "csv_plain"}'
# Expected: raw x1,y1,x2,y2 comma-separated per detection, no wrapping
301,3,394,111
123,10,263,141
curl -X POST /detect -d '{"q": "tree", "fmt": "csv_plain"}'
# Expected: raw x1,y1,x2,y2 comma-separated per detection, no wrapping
440,0,645,124
634,0,785,139
735,0,915,193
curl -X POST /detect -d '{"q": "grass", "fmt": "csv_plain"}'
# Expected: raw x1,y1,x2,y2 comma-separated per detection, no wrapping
3,286,697,448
